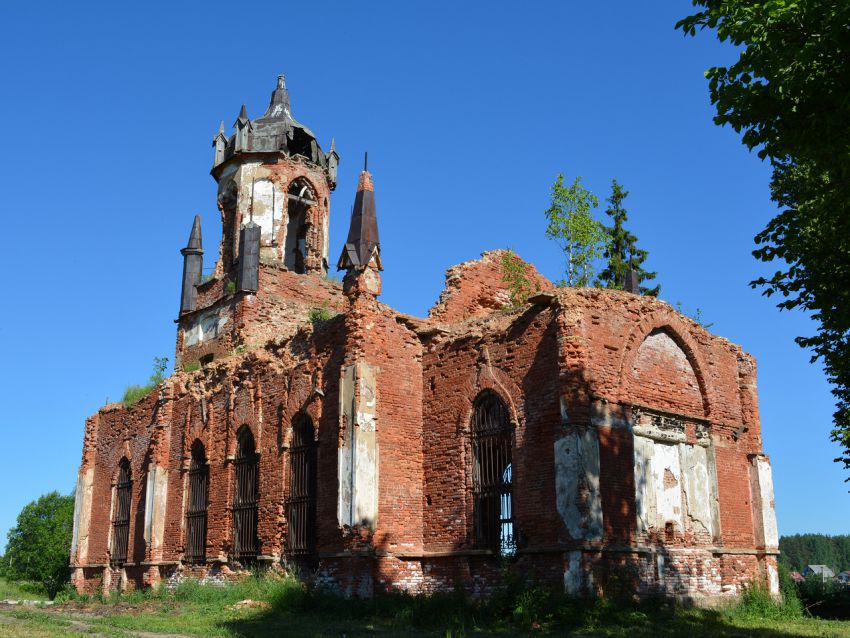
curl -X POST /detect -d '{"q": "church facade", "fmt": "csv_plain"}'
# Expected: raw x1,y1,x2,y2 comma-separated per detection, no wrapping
70,76,780,601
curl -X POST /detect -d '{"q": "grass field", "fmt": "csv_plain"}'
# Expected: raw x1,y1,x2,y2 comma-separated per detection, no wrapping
0,578,48,602
0,574,848,637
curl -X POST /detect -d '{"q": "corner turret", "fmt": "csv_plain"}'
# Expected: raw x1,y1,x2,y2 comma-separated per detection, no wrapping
338,157,382,297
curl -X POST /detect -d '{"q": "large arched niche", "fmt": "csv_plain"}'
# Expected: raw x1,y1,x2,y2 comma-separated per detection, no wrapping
627,327,705,417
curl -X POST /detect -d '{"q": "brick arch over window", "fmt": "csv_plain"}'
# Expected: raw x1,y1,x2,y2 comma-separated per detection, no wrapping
470,390,515,555
110,457,132,566
616,316,714,419
232,425,259,562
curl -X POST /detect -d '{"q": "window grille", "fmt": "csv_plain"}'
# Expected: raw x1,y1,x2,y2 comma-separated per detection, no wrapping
185,441,208,564
471,391,515,555
110,458,132,566
288,414,317,557
232,427,259,562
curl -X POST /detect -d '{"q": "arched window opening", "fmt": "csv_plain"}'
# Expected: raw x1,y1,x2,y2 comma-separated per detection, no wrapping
471,391,515,556
285,180,315,273
111,458,132,566
232,427,259,562
288,414,317,559
185,441,208,564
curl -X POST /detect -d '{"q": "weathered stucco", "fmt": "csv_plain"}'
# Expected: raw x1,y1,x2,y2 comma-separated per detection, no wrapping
554,429,603,541
338,363,379,529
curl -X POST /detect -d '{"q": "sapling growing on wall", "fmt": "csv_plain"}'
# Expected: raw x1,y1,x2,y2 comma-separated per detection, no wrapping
500,249,540,309
545,174,608,287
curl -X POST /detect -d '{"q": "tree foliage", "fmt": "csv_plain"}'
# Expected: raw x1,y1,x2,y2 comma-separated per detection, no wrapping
500,249,541,309
545,174,608,287
595,180,659,296
5,491,74,599
678,1,850,479
779,534,850,574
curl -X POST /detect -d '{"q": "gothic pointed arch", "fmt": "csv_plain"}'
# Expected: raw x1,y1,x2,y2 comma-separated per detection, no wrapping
616,313,714,419
470,390,515,555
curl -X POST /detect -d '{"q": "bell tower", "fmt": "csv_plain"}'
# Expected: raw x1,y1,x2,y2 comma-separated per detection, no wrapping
174,75,344,370
210,74,337,277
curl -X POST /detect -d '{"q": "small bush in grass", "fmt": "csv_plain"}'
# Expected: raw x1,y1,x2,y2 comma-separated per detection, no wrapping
726,578,802,622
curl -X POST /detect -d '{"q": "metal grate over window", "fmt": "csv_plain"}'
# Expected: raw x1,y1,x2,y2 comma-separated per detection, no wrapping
110,458,132,566
185,441,208,564
288,414,318,558
471,391,515,556
232,427,259,562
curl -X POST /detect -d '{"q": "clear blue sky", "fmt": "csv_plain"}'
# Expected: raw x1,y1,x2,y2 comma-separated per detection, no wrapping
0,1,845,549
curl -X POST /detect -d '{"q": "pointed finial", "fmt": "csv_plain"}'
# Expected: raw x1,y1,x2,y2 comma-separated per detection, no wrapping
185,215,203,251
364,151,368,172
218,120,225,135
277,74,286,89
330,137,336,153
238,104,248,121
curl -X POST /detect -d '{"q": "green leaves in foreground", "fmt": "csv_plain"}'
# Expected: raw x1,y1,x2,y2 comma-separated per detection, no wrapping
4,492,74,599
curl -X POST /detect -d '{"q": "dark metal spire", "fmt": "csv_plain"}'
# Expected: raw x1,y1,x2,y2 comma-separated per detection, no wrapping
234,104,249,126
337,163,381,271
257,74,291,120
185,214,203,251
179,215,204,314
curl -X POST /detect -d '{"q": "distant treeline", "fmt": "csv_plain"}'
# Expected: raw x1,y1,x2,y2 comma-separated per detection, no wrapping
780,534,850,573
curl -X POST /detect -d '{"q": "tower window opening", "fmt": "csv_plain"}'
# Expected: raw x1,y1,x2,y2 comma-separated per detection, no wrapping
471,391,515,556
288,414,318,561
232,427,259,563
110,458,132,566
185,441,208,564
285,180,315,273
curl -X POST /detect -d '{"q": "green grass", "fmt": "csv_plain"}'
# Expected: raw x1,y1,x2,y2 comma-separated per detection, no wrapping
0,578,48,601
2,574,848,637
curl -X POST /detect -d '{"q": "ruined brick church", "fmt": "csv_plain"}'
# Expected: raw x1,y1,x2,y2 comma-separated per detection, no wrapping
70,75,780,601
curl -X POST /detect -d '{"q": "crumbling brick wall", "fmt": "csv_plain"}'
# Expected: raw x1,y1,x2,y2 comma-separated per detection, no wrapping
73,251,778,603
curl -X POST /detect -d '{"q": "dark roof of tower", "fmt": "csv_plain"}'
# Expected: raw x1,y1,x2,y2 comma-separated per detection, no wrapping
216,75,328,168
338,170,382,271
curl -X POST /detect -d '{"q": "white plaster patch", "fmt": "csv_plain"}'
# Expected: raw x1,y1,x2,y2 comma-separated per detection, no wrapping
70,468,94,563
680,444,715,535
184,307,231,347
564,550,582,596
767,563,779,595
755,457,779,547
651,442,682,529
143,466,169,551
251,179,282,242
554,430,603,540
338,364,379,529
633,435,656,534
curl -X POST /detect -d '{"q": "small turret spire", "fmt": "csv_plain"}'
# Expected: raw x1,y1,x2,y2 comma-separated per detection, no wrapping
186,215,203,251
338,158,382,289
179,215,204,314
235,104,249,126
